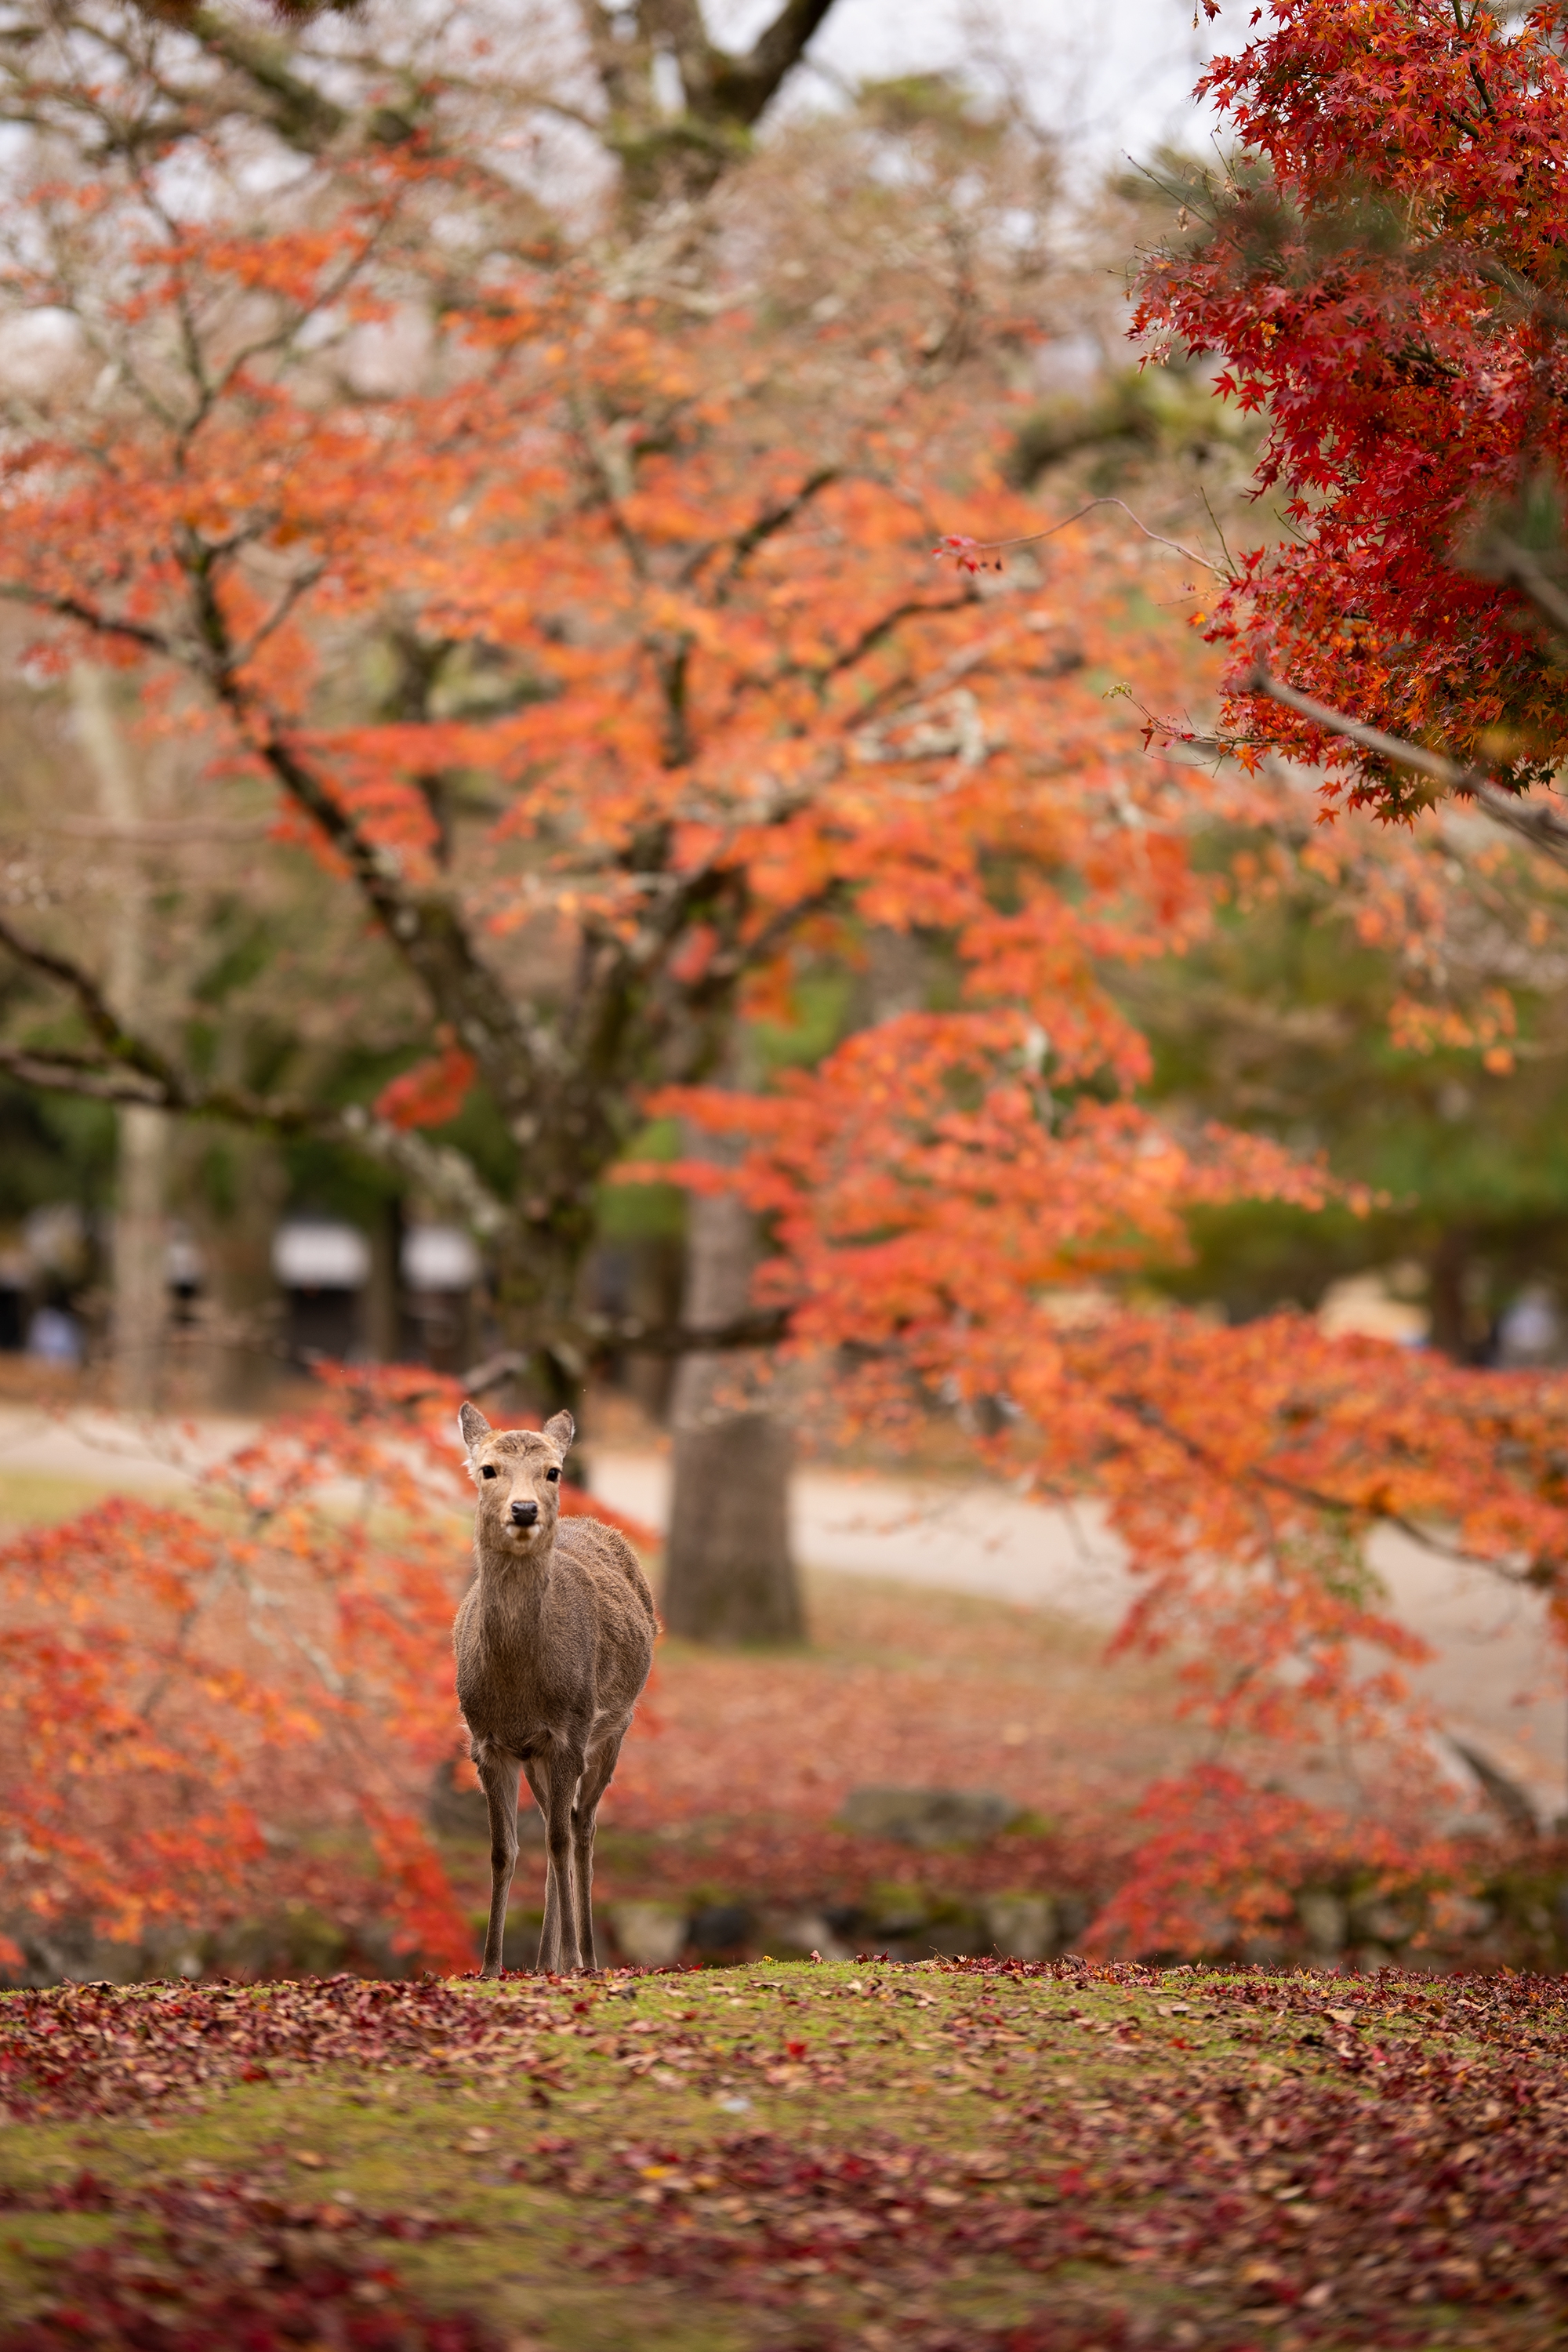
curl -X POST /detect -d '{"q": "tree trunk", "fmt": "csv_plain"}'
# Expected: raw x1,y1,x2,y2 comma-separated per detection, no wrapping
1430,1227,1488,1363
74,664,167,1410
661,1180,804,1645
113,1105,169,1407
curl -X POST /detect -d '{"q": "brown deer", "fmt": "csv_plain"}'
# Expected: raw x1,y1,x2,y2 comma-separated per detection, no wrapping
453,1401,657,1976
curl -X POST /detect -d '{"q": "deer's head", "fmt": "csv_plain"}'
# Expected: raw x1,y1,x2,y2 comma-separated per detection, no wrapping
459,1402,575,1557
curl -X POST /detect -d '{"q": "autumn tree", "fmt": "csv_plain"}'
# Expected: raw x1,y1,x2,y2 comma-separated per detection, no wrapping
0,6,1191,1624
0,0,873,1621
1117,0,1568,1356
1134,0,1568,851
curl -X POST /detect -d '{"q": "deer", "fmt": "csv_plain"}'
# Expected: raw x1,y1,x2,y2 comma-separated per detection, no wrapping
453,1401,658,1976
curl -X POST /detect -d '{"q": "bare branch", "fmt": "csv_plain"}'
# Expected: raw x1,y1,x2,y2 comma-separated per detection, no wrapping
0,909,186,1097
464,1304,793,1396
228,561,325,669
1468,781,1568,865
0,1044,169,1106
812,593,975,682
937,496,1233,583
0,583,174,660
678,465,841,593
706,0,838,125
150,4,348,153
0,909,510,1231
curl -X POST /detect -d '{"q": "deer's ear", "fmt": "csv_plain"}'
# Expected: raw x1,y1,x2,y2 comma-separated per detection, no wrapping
458,1401,492,1454
543,1409,575,1457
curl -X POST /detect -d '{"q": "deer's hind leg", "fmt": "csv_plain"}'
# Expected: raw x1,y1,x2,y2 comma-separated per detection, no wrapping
526,1743,586,1973
475,1744,522,1980
570,1733,622,1973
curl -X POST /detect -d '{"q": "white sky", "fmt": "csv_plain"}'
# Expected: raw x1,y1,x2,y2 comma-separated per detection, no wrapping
710,0,1227,174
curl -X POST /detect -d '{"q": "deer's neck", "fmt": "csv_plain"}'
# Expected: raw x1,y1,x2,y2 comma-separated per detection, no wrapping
470,1537,556,1642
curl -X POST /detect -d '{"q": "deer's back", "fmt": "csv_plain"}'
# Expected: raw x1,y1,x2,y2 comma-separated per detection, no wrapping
557,1516,658,1717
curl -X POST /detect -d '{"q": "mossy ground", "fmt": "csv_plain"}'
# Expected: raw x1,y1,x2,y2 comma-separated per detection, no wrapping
2,1958,1565,2349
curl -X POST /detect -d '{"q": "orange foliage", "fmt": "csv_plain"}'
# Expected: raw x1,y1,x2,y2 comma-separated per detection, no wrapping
0,1371,474,1970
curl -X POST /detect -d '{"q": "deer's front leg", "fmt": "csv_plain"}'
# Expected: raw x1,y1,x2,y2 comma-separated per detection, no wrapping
528,1746,586,1973
572,1734,621,1973
475,1744,522,1979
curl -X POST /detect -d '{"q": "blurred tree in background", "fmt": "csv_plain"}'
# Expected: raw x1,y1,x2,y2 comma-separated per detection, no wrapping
0,0,1251,1650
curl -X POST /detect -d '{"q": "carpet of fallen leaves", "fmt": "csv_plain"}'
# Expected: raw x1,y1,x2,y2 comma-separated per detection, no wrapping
0,2171,489,2350
2,1960,1568,2350
605,1577,1201,1849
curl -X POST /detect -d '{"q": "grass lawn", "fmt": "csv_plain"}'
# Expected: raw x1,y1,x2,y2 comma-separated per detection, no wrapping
1,1958,1565,2350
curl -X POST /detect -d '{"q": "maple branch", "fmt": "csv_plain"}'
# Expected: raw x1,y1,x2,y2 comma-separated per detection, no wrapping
238,713,547,1113
0,1046,510,1236
1247,667,1476,789
1479,533,1568,642
707,0,839,124
1246,667,1568,869
0,1045,169,1108
935,497,1233,583
680,466,842,593
0,583,174,661
463,1304,793,1394
0,913,510,1232
229,562,326,669
127,3,349,152
0,537,576,1237
586,0,836,133
811,594,976,683
1109,1388,1553,1585
123,520,550,1130
1463,252,1568,337
0,910,185,1098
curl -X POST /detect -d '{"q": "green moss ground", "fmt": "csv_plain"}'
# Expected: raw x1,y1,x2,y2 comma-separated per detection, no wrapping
2,1958,1566,2348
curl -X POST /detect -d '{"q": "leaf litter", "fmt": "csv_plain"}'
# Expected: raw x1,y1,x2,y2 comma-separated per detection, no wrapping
2,1958,1568,2347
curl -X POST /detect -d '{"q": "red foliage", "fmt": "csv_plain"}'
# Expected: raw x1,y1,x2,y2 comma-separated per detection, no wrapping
1134,1,1568,801
0,1973,570,2122
372,1030,477,1132
652,1103,1568,1949
7,1333,1565,1963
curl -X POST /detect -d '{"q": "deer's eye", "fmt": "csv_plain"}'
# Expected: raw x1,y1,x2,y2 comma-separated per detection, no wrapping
545,1467,560,1483
481,1465,498,1481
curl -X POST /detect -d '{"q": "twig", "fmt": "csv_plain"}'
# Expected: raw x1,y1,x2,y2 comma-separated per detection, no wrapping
935,497,1232,580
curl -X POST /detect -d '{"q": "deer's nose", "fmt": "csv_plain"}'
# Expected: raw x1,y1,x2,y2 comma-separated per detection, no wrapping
510,1498,539,1529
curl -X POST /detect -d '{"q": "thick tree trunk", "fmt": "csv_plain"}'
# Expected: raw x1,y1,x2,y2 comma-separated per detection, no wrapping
1430,1227,1489,1363
74,665,168,1410
661,1181,804,1645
